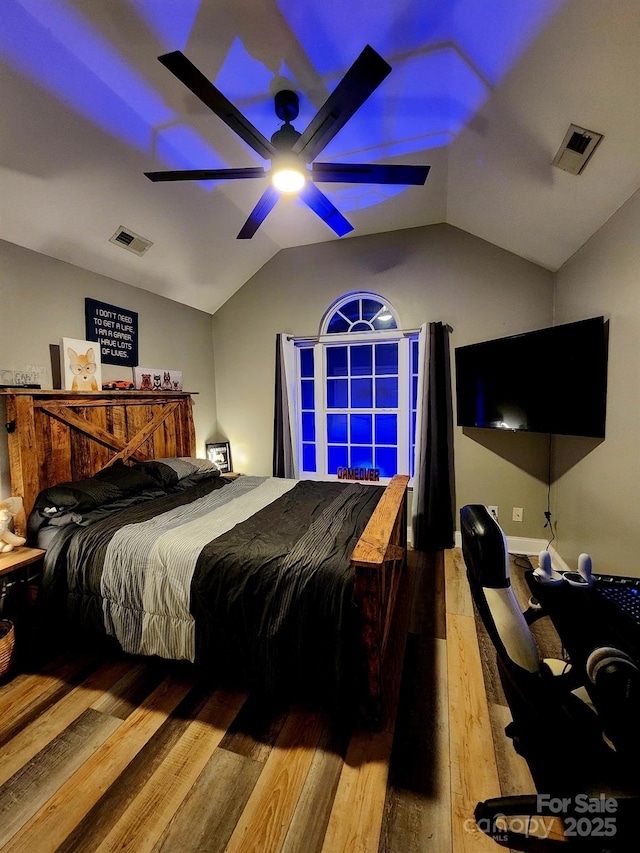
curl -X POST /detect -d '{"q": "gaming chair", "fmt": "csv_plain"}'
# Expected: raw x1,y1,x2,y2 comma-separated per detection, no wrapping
461,504,640,849
459,504,610,790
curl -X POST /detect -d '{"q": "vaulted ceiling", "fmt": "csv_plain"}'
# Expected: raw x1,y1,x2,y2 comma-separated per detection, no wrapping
2,0,639,314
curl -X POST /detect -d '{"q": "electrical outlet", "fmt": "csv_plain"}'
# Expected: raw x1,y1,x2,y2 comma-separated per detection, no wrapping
512,507,523,522
488,505,499,520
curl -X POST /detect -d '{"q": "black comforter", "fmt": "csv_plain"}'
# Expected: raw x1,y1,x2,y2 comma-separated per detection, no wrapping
32,465,383,708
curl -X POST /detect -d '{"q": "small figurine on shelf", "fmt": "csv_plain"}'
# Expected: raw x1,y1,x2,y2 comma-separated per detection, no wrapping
102,380,136,391
0,496,26,553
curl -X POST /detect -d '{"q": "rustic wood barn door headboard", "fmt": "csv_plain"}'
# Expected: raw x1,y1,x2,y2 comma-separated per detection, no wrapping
2,390,197,535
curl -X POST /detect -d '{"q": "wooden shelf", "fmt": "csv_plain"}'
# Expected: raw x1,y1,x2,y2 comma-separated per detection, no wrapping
0,389,196,397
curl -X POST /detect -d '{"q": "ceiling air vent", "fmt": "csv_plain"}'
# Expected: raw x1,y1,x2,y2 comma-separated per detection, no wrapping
552,124,603,175
109,226,153,256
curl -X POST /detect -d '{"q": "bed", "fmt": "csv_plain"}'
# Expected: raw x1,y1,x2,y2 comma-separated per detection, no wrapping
1,390,408,723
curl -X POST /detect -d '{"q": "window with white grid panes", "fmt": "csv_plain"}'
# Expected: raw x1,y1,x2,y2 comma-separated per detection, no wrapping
297,294,417,483
326,342,399,476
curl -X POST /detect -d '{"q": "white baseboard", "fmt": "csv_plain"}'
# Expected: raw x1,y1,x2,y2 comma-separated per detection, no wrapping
454,530,561,562
414,530,567,571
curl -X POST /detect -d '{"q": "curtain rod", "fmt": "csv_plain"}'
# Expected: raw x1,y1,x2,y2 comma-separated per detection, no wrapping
286,324,453,342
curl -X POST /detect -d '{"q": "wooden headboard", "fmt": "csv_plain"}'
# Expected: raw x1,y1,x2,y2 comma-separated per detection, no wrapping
1,390,196,535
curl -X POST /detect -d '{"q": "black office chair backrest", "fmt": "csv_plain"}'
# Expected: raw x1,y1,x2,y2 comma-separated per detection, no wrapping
460,503,511,588
460,504,539,674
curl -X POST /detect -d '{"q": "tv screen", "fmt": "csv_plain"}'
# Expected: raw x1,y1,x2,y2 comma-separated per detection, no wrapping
455,317,608,437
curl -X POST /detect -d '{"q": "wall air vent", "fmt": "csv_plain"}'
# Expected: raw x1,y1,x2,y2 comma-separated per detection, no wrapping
552,124,603,175
109,226,153,256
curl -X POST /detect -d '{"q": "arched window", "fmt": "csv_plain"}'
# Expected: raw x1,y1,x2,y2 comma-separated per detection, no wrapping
321,292,398,334
295,293,418,483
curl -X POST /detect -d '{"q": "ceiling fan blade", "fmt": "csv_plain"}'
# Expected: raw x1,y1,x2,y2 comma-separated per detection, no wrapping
158,51,278,161
237,185,280,239
145,167,267,182
312,162,430,185
299,183,354,237
292,45,391,164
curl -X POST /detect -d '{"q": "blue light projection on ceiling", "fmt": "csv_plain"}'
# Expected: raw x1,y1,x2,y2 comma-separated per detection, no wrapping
0,0,225,172
212,36,303,165
0,0,565,218
129,0,201,52
0,0,171,150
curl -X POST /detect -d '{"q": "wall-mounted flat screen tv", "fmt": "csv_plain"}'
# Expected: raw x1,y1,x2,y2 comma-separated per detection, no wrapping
455,316,608,437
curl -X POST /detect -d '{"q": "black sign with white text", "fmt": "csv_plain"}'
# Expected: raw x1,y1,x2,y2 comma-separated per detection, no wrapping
85,298,138,367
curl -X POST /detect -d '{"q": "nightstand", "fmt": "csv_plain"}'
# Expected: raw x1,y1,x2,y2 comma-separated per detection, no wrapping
0,546,45,618
0,547,45,677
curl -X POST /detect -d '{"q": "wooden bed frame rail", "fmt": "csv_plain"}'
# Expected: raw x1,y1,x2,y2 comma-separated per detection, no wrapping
2,390,408,725
351,473,409,726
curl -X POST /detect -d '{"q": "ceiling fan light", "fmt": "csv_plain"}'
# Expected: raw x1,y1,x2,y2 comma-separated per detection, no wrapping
272,167,306,193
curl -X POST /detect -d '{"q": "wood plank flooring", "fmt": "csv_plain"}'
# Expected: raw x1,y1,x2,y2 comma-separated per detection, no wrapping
0,549,539,852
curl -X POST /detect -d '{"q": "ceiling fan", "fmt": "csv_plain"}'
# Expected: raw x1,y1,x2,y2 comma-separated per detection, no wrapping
145,45,430,239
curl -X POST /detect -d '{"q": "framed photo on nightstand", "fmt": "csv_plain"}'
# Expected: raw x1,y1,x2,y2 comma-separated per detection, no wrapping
206,441,232,473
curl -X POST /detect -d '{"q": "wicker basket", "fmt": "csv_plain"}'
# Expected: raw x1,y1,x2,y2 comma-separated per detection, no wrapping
0,619,16,679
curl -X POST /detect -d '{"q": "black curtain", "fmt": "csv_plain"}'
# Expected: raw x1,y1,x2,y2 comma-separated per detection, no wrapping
273,333,294,478
412,322,456,551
